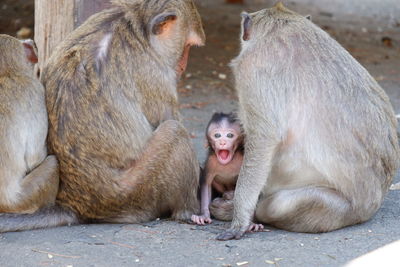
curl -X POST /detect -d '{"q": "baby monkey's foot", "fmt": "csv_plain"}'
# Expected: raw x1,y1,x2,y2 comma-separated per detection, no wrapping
191,214,212,225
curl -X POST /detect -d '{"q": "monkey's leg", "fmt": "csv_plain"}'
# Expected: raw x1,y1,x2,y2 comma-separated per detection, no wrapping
3,155,59,214
111,120,200,223
166,121,200,221
255,186,356,233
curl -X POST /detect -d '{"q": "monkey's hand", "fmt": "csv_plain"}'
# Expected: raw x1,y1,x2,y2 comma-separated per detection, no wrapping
247,223,264,232
222,191,235,200
216,225,248,240
217,222,264,240
191,214,212,225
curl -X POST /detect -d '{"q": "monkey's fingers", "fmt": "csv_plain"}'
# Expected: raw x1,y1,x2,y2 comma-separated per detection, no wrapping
191,215,212,225
204,217,212,224
247,223,264,232
222,191,235,200
216,228,246,241
191,214,202,225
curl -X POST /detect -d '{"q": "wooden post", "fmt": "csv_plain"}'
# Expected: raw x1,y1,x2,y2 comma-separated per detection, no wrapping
34,0,110,72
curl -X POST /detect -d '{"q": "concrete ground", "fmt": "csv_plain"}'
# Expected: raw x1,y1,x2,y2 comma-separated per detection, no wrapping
1,1,400,266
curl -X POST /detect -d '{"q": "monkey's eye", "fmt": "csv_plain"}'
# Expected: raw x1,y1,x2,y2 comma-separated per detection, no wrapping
214,133,221,138
227,133,234,138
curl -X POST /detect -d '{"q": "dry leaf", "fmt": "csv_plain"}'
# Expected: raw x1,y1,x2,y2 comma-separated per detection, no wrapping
374,75,385,81
218,73,227,80
390,183,400,190
265,260,275,264
381,37,393,47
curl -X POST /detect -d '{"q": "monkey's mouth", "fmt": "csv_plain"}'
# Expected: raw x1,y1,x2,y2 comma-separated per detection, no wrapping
217,149,233,165
177,44,191,76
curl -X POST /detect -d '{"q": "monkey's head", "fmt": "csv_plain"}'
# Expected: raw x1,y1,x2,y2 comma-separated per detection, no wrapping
230,2,314,78
0,34,38,75
111,0,205,77
207,113,243,165
236,2,310,46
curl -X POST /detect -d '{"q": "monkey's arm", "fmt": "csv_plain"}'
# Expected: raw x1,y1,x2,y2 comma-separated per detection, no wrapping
191,172,214,225
217,136,277,240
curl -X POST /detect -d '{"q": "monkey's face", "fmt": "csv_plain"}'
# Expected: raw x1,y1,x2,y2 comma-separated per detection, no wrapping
146,0,205,77
208,122,241,165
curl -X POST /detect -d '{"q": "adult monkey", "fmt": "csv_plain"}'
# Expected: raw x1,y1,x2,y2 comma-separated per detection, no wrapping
0,35,58,214
217,2,400,240
0,0,205,232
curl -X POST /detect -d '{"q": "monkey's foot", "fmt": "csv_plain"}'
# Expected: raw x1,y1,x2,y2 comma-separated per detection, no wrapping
191,214,212,225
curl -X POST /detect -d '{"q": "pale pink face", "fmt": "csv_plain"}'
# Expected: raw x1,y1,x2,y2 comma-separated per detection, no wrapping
208,119,242,165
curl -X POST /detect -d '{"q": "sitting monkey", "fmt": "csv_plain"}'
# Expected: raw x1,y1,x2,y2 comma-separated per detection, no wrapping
191,113,263,232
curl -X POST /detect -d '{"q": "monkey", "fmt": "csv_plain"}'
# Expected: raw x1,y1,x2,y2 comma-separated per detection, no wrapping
191,112,243,225
191,113,263,232
0,34,59,215
217,2,400,240
0,0,205,233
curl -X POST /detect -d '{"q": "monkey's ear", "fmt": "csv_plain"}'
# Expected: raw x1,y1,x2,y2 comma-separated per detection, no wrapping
241,12,252,41
305,15,312,21
151,13,177,35
21,39,38,64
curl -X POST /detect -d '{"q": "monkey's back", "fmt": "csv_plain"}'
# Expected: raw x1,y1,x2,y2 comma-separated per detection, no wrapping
41,8,178,219
232,8,400,209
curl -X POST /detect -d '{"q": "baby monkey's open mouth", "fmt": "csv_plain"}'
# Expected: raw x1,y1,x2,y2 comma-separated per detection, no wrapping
217,149,233,165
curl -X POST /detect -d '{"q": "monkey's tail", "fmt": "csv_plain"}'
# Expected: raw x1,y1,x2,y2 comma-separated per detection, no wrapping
0,205,79,233
209,197,233,221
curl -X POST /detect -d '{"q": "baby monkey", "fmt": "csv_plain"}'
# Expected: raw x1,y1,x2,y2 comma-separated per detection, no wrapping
191,113,263,232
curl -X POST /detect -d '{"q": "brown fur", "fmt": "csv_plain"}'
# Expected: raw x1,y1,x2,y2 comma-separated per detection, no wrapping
0,0,205,232
217,2,400,240
0,34,59,214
